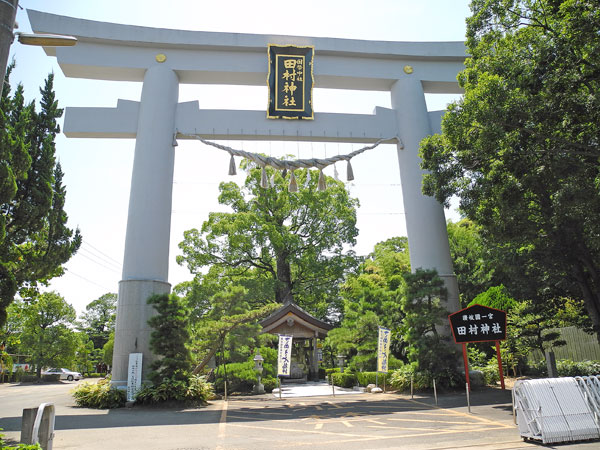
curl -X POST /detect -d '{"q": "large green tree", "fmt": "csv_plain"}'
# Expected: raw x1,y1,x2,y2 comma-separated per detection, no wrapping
78,293,117,349
447,219,498,306
184,284,278,374
178,166,360,318
400,269,459,379
0,68,81,327
420,1,600,334
328,237,410,370
20,291,78,378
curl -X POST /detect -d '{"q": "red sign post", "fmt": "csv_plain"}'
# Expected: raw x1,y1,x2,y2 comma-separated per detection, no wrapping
448,304,507,390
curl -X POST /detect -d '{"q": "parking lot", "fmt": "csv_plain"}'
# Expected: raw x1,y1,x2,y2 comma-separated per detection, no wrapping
1,381,600,449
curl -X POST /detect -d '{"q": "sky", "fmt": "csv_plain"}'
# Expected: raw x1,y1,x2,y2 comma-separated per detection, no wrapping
8,0,471,315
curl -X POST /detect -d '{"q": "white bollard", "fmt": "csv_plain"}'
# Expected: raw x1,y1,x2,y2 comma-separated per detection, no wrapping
31,403,55,450
466,383,471,413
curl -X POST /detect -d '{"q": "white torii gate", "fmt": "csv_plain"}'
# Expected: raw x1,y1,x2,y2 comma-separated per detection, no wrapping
29,9,465,386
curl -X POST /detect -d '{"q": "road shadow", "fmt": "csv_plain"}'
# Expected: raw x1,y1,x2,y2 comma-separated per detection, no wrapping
0,388,514,433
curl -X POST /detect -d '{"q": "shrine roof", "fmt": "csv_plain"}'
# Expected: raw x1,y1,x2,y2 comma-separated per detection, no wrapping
260,302,334,335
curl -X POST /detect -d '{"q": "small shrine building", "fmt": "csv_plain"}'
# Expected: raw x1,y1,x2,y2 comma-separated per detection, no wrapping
260,302,333,381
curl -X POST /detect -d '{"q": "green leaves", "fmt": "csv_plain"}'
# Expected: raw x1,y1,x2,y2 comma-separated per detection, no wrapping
0,68,81,328
147,293,192,384
400,269,458,375
420,0,600,333
19,292,79,376
72,377,126,409
78,293,117,350
178,166,359,317
326,237,409,371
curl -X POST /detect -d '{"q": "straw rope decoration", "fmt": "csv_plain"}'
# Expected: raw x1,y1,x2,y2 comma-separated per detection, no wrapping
177,132,399,192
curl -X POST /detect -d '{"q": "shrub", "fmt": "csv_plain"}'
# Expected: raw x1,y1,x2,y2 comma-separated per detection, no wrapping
215,361,259,393
331,372,357,388
389,365,430,391
325,368,340,383
472,360,500,385
558,360,600,377
72,378,126,409
356,371,394,387
14,367,25,383
388,364,464,392
20,375,38,383
0,428,41,449
214,348,277,393
41,374,60,382
262,376,278,392
356,372,377,386
527,359,600,377
469,285,517,312
135,375,213,406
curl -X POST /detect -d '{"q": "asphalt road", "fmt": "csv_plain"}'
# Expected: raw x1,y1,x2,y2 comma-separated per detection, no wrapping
1,380,600,450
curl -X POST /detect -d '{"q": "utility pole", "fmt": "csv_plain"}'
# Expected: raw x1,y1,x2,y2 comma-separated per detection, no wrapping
0,0,18,80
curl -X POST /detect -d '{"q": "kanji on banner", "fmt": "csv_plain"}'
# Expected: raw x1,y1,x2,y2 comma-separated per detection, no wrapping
277,334,293,377
377,326,391,373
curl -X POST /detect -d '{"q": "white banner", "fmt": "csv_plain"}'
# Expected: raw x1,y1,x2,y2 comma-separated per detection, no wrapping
277,335,293,377
127,352,143,402
377,327,391,373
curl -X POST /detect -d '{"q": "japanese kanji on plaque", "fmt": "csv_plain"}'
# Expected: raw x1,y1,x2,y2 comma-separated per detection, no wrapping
267,44,314,120
448,304,507,344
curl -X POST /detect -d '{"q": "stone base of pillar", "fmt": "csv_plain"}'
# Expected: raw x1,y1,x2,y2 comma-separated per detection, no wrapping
111,279,171,387
440,273,460,315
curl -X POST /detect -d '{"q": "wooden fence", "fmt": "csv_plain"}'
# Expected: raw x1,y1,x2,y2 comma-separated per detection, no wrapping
529,326,600,363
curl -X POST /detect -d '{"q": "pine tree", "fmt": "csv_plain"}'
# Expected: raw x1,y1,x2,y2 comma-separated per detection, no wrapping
0,67,81,327
147,293,192,384
400,269,459,380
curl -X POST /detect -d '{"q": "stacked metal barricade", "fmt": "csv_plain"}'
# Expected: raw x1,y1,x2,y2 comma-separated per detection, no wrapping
513,376,600,444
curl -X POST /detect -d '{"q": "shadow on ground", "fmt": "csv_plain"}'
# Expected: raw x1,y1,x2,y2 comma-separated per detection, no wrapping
0,386,513,433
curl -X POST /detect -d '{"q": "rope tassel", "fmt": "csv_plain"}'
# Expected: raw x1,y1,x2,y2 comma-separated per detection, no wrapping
346,160,354,181
288,170,298,192
318,170,327,191
260,166,268,188
228,154,237,176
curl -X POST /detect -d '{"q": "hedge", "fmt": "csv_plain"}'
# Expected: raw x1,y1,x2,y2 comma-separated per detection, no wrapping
330,372,357,388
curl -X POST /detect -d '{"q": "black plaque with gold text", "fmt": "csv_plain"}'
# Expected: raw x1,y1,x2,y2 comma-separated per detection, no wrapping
267,44,314,120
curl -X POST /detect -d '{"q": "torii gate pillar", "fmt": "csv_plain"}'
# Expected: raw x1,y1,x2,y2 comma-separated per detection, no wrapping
392,78,460,328
112,65,179,386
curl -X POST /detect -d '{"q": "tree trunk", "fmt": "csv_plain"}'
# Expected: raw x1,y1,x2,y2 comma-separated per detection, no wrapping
572,261,600,345
192,344,220,375
275,250,294,304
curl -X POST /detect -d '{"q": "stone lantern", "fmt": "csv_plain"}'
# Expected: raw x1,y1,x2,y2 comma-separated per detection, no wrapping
337,355,346,374
253,350,265,394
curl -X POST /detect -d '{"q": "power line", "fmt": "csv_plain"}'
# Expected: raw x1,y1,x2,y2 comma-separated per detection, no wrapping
358,212,406,215
81,240,122,266
79,245,122,270
77,249,122,274
65,269,115,292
